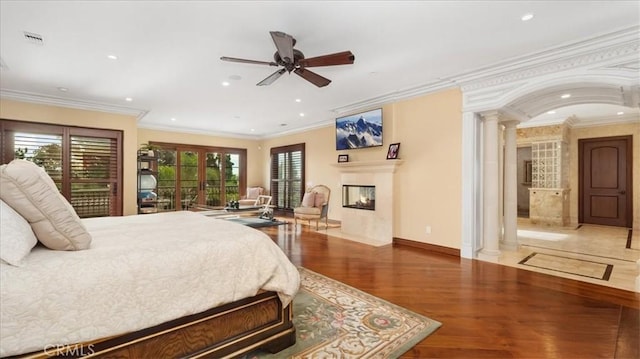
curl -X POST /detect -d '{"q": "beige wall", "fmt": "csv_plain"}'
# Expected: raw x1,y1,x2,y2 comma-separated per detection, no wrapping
0,99,139,215
261,88,463,249
568,122,640,229
392,89,462,248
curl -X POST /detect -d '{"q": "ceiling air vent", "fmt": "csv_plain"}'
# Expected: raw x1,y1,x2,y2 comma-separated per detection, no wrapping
23,31,44,45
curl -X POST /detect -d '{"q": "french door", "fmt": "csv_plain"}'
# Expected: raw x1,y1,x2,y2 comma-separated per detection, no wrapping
153,143,246,211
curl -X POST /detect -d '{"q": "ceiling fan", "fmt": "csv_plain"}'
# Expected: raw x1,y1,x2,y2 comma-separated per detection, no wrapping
220,31,355,88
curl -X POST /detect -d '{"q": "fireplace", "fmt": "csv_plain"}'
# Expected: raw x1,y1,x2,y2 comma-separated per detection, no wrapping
332,160,403,246
342,185,375,210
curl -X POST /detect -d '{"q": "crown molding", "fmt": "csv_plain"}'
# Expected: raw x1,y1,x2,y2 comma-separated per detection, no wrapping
330,79,456,116
0,89,148,119
332,26,639,118
458,25,640,92
136,122,261,140
518,113,639,129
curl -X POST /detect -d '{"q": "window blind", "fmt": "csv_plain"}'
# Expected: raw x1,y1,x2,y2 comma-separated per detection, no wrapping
270,143,305,210
1,120,123,217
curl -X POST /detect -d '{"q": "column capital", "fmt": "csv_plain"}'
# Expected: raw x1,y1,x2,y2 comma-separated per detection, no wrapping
480,110,521,124
501,119,520,128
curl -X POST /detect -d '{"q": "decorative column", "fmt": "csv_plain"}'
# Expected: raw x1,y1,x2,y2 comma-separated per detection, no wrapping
479,111,501,261
501,120,520,251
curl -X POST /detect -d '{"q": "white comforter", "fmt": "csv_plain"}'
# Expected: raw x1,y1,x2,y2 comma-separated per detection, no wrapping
0,211,300,357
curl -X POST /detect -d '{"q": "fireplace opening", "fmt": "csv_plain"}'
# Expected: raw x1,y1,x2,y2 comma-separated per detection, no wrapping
342,185,375,210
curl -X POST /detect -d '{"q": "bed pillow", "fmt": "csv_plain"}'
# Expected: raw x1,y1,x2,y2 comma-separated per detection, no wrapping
0,160,92,251
0,199,38,266
301,192,316,207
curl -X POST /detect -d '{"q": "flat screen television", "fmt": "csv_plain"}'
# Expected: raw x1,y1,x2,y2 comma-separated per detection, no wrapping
335,108,383,150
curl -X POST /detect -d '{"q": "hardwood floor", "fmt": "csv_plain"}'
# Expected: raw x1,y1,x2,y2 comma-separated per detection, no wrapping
259,224,640,359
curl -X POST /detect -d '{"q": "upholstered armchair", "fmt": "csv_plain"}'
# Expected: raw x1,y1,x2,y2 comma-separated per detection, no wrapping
238,186,264,206
294,185,331,230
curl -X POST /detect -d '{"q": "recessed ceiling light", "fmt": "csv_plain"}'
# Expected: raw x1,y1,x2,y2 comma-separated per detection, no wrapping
295,98,301,103
107,54,118,60
561,93,571,99
222,81,230,87
125,97,133,102
617,111,625,115
250,128,255,132
171,118,176,122
280,123,287,127
521,13,534,22
57,87,68,92
299,113,305,117
547,110,556,114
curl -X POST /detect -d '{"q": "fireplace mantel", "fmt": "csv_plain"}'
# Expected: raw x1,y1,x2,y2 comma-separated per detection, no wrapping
329,160,402,246
331,160,404,173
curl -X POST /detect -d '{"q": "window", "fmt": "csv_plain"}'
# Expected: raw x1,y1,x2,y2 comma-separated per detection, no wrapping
150,143,246,211
1,120,123,217
270,143,305,211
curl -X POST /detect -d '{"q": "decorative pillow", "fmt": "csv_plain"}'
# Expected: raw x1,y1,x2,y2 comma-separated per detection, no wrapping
314,192,326,208
0,160,92,251
246,187,262,200
301,192,316,207
0,199,38,266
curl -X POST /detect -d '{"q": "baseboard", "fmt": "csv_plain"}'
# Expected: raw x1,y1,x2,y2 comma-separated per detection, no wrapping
393,237,460,257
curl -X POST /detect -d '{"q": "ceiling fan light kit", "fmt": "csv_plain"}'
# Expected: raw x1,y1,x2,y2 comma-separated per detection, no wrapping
221,31,355,87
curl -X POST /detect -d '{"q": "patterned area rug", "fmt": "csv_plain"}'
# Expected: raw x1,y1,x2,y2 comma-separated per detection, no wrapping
245,267,441,358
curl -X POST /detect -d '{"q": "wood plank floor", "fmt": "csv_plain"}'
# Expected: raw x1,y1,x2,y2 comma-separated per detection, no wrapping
259,224,640,359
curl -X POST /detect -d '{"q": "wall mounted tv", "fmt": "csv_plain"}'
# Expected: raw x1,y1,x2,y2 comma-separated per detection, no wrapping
335,108,383,150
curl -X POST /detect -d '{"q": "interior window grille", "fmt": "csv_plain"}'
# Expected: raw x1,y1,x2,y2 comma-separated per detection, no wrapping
270,143,305,210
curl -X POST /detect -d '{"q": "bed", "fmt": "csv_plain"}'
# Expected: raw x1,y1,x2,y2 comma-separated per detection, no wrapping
0,160,300,358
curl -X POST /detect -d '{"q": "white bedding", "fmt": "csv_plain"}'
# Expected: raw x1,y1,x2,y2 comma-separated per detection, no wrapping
0,211,300,357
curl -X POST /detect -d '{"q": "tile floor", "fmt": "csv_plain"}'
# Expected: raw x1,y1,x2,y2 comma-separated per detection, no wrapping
497,218,640,292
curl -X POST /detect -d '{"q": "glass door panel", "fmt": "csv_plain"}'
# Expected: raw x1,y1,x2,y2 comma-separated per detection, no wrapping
13,132,63,190
179,150,199,209
157,149,177,211
225,153,241,203
205,152,222,207
69,136,117,218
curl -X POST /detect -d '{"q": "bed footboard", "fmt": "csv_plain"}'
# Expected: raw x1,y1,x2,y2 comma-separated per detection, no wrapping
17,291,295,359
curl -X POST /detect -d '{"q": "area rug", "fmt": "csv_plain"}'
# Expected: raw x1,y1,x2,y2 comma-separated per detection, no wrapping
244,267,442,358
226,217,287,228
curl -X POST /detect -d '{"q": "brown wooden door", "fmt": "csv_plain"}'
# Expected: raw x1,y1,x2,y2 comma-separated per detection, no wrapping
579,136,632,227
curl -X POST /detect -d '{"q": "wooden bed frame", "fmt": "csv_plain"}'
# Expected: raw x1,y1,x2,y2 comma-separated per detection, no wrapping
15,291,295,358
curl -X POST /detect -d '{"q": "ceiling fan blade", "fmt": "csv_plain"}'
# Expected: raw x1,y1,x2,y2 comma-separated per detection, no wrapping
257,68,286,86
298,51,355,68
220,56,278,66
270,31,294,64
294,68,331,87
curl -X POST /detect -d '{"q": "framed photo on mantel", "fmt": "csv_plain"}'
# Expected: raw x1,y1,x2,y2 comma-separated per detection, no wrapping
338,154,349,163
386,143,400,160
